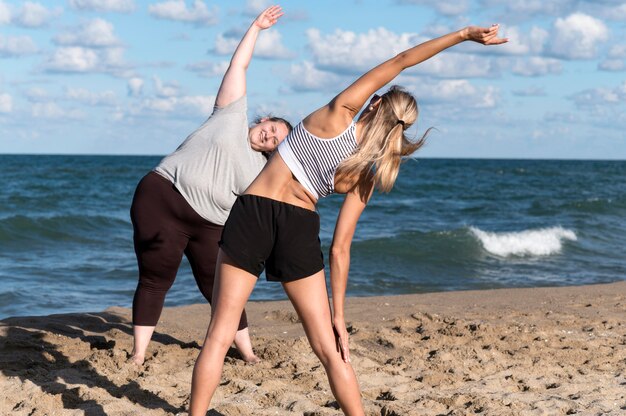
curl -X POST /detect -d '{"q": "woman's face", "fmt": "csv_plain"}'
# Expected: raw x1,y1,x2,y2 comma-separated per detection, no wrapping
248,119,290,153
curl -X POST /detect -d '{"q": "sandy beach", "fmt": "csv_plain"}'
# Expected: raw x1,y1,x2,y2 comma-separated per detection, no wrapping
1,282,625,415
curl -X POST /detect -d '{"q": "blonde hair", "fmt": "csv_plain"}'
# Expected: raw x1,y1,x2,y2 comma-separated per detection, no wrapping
336,85,430,193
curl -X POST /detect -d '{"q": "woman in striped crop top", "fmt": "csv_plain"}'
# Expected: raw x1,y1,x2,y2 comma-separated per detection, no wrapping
190,20,507,415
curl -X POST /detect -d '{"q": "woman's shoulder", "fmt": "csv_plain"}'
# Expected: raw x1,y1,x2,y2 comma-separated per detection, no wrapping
302,106,354,139
212,95,247,117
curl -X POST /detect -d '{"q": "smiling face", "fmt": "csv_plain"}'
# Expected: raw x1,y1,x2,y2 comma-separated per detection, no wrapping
248,118,290,153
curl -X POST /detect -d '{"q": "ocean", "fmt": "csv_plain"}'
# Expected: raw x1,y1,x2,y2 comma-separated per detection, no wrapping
1,155,625,319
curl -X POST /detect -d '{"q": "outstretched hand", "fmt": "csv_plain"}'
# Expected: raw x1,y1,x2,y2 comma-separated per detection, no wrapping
463,24,508,45
254,5,284,30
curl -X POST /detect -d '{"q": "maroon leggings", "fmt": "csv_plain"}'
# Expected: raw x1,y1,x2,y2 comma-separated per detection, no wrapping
130,172,248,330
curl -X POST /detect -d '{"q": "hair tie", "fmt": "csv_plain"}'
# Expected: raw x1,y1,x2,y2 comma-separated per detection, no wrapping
397,119,405,127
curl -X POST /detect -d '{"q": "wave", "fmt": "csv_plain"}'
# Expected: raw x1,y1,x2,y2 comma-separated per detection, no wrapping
0,214,129,246
469,226,577,257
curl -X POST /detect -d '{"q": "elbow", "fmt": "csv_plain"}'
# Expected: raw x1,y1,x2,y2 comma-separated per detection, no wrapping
394,52,409,69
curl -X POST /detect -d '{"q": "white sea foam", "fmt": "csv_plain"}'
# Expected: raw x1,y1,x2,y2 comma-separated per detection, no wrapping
470,226,577,257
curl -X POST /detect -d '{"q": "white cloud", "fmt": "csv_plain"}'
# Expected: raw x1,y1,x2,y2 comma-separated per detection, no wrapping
127,77,144,96
186,60,229,78
69,0,135,13
0,34,38,57
101,47,126,66
568,81,626,107
153,76,180,97
45,47,99,72
254,30,293,59
212,28,292,59
549,13,609,59
213,32,240,55
45,36,134,78
414,79,500,108
608,44,626,59
244,0,271,16
44,45,132,76
0,93,12,113
65,87,116,105
510,57,562,77
418,52,500,78
54,18,120,48
488,0,573,18
286,61,341,92
0,1,12,24
398,0,469,16
148,0,218,26
14,2,61,27
140,94,215,116
306,27,420,73
304,27,501,79
31,102,85,119
599,59,625,72
25,87,48,102
605,3,626,21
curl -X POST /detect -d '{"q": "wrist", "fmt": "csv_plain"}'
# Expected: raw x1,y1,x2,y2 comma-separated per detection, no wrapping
458,27,469,41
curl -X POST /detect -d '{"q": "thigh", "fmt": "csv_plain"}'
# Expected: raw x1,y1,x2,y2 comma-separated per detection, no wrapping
131,173,188,283
185,223,223,302
205,249,258,342
281,271,337,353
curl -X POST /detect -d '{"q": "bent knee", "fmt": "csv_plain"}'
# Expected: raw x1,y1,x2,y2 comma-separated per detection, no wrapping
309,340,341,366
204,331,236,353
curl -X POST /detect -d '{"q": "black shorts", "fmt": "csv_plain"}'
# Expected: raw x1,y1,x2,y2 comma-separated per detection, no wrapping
219,194,324,282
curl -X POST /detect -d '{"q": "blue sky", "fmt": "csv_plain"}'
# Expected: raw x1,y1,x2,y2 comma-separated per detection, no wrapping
0,0,625,159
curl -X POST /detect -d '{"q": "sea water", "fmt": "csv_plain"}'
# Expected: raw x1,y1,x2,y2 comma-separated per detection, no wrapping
1,155,624,318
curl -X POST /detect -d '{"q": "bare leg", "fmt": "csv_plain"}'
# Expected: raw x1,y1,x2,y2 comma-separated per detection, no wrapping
185,223,259,363
282,271,365,416
130,325,156,365
234,327,260,363
189,250,257,415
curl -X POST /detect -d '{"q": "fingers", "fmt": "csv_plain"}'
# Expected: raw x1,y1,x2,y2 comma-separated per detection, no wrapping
333,325,351,363
338,331,350,363
477,24,508,45
265,5,283,19
338,335,349,362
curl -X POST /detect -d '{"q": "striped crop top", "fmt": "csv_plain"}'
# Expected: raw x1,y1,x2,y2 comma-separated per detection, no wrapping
277,121,358,200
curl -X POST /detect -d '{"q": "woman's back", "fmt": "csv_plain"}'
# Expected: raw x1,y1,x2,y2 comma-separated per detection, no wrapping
244,100,363,209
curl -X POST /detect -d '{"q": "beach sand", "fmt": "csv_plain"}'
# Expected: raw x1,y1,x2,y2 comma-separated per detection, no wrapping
1,282,625,415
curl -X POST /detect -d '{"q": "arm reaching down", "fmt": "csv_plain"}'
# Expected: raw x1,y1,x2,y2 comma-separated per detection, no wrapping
329,178,374,363
214,5,284,108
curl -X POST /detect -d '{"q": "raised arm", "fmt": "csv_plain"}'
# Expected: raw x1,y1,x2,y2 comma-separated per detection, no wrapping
329,179,374,363
214,5,284,108
329,25,508,118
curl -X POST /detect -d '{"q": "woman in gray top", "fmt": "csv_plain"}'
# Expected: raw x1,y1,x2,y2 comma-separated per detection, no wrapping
129,6,291,365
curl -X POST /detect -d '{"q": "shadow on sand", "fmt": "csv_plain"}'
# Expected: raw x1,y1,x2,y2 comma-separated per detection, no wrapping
0,311,197,414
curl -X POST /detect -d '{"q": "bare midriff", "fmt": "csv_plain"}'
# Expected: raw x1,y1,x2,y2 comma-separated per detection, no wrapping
243,152,318,211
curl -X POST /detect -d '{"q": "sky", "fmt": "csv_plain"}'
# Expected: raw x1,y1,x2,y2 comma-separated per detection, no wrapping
0,0,625,159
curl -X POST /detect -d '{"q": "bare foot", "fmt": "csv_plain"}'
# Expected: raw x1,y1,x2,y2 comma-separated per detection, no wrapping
241,353,261,364
234,327,260,363
129,354,145,365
